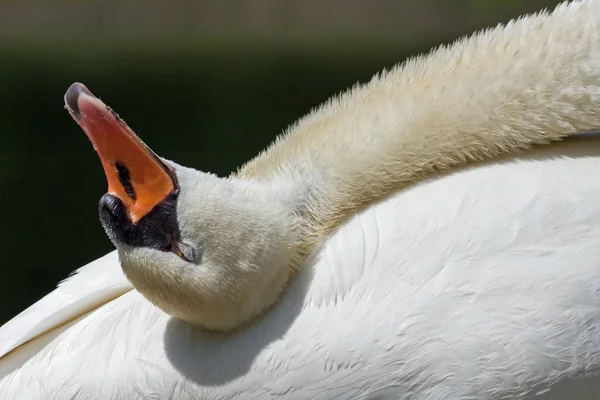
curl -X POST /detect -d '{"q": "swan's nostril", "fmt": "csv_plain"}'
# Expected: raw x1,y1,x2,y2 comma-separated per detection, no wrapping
115,162,136,201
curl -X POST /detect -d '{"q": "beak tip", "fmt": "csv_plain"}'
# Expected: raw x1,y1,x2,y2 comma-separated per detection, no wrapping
64,82,94,120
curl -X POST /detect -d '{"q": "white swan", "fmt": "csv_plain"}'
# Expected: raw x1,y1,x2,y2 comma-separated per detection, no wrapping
2,0,600,398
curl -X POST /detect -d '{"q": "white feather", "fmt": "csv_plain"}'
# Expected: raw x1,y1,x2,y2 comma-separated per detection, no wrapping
0,252,131,361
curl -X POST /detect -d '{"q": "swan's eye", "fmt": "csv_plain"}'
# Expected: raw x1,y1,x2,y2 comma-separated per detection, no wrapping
173,241,200,264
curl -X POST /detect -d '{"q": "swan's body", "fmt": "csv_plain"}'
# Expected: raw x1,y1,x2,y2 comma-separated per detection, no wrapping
99,0,600,332
2,138,600,399
3,0,600,398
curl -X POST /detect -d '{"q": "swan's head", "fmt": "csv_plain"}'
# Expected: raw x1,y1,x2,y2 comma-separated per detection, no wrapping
64,83,302,331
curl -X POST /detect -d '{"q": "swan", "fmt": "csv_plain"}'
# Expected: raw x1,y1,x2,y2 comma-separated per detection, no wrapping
2,0,600,398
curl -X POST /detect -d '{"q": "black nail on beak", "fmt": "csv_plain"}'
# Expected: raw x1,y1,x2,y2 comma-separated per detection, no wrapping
64,83,94,120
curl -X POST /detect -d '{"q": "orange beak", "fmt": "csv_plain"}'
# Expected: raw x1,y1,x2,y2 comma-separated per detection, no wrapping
64,82,177,223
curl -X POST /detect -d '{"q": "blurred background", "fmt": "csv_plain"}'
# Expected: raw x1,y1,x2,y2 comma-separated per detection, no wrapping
0,0,562,324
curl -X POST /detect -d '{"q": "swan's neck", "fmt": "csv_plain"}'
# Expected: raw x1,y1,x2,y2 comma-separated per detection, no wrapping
237,0,600,240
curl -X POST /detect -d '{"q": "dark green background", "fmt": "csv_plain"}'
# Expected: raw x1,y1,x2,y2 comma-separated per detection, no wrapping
0,0,562,324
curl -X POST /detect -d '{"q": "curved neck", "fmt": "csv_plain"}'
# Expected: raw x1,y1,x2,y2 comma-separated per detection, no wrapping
237,0,600,238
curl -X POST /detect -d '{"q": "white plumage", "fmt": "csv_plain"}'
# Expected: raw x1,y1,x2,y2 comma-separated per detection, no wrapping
2,139,600,399
3,1,600,398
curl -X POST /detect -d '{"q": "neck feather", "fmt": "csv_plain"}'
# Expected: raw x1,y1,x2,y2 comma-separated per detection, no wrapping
238,0,600,243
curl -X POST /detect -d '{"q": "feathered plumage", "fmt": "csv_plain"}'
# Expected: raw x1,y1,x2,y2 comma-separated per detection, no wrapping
2,1,600,398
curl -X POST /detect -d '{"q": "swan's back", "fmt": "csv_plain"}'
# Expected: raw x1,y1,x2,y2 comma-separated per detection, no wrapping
1,137,600,399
